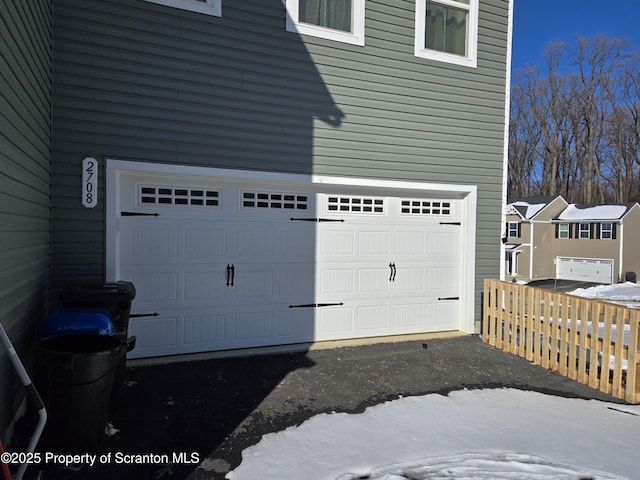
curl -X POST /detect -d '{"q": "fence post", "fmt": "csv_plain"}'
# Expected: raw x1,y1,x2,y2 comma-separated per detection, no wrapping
627,310,640,404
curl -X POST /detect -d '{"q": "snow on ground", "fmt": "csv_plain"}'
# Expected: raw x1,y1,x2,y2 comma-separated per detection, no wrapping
225,389,640,480
567,282,640,308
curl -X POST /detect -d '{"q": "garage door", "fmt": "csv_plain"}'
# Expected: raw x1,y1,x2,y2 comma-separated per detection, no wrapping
556,256,613,284
108,163,472,359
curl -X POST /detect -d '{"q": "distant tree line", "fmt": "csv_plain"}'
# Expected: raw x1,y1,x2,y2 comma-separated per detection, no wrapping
509,35,640,203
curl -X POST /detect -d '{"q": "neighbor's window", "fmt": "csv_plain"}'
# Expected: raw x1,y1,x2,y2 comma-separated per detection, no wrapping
600,223,613,239
286,0,365,46
558,223,569,239
143,0,221,16
507,222,519,238
579,223,590,239
415,0,478,67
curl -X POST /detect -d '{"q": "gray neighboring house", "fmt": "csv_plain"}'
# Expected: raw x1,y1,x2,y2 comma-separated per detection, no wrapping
1,0,513,438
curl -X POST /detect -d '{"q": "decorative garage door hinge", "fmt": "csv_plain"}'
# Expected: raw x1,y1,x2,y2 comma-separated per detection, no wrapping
288,302,344,309
121,211,160,217
438,296,460,301
289,217,345,222
439,221,461,225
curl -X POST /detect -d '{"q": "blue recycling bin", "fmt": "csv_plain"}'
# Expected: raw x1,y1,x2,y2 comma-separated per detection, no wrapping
40,307,115,338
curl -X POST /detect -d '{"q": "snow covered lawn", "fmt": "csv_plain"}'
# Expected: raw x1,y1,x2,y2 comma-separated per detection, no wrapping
226,389,640,480
568,282,640,309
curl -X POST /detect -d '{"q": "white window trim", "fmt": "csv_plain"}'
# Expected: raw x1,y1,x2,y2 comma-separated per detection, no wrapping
143,0,221,17
414,0,478,68
507,221,518,237
601,222,613,239
285,0,365,46
579,223,590,239
558,223,569,239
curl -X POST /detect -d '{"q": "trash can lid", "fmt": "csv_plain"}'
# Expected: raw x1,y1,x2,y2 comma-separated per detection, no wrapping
40,307,115,338
60,281,136,301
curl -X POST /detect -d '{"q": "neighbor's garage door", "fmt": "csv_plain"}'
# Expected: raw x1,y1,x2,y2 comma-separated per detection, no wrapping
113,169,464,359
556,256,613,284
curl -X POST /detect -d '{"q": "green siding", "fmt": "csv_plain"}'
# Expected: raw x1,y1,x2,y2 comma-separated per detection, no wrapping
52,0,508,314
0,0,52,438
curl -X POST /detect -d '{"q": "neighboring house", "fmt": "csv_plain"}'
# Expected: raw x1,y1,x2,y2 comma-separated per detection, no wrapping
552,203,640,284
504,195,568,281
1,0,513,439
504,196,640,284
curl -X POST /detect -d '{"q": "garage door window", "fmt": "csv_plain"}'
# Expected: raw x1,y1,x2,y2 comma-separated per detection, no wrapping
401,199,451,215
327,196,385,213
242,191,308,210
139,186,220,207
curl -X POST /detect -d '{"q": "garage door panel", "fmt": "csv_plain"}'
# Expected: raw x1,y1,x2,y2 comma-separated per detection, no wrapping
394,267,425,293
395,231,426,255
320,268,355,295
428,231,459,256
427,266,459,291
358,267,392,294
358,231,391,255
426,301,460,331
120,222,180,261
357,305,391,330
320,230,355,256
316,307,355,339
394,303,424,329
183,313,226,345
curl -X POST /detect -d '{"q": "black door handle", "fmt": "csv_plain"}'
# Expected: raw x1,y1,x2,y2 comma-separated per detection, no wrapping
230,264,235,286
226,264,231,286
389,263,396,282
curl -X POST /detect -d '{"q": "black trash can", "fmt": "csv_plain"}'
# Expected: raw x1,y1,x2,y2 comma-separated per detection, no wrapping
59,281,137,405
35,334,125,453
59,281,136,333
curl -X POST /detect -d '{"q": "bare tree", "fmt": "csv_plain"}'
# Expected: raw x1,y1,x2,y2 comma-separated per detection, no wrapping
509,34,640,203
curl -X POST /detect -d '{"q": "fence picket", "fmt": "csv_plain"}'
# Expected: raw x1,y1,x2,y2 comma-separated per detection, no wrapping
483,279,639,404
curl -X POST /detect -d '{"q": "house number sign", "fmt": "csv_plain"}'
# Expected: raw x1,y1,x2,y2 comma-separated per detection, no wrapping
82,157,98,208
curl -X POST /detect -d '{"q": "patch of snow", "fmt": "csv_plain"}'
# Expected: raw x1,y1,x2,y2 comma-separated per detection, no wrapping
567,281,640,308
510,201,546,219
558,204,627,221
226,389,640,480
337,453,628,480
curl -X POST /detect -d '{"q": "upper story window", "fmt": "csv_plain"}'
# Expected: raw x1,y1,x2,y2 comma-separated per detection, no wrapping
143,0,221,16
507,222,519,238
415,0,478,68
600,223,613,239
286,0,365,46
558,223,570,239
578,223,590,239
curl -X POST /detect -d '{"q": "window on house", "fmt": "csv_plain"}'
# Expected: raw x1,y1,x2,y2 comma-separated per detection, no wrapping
507,222,519,238
415,0,478,67
286,0,365,46
600,223,613,239
579,223,590,239
143,0,221,16
558,223,569,239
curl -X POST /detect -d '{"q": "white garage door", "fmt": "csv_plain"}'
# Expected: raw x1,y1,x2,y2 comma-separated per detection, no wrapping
108,163,473,359
556,256,613,284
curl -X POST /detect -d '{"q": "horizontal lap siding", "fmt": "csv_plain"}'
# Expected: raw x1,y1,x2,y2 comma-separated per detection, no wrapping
0,0,51,438
52,0,509,314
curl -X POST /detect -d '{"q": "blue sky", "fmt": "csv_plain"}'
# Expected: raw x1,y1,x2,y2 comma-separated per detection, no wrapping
511,0,640,72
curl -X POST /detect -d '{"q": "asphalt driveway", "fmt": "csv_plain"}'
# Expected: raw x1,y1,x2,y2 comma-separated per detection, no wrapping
27,334,624,480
